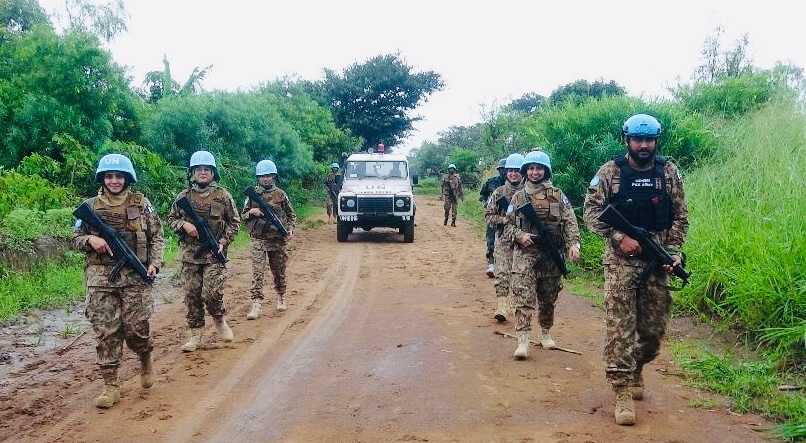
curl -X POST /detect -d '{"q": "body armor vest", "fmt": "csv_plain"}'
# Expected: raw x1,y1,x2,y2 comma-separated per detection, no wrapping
87,193,147,265
246,186,289,238
610,155,673,232
186,187,227,240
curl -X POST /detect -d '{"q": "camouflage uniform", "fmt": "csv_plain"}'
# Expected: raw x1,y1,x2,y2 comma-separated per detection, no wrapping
441,173,464,224
480,174,506,264
324,171,340,216
485,181,523,305
504,181,580,335
583,155,688,388
167,183,240,328
241,184,297,303
71,190,164,370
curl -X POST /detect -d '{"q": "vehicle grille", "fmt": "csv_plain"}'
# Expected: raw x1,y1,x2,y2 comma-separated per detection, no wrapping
357,197,393,213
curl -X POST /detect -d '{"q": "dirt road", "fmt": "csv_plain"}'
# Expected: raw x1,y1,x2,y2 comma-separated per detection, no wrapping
0,194,775,442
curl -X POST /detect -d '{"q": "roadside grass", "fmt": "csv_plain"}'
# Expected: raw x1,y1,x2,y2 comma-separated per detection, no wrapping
0,252,85,322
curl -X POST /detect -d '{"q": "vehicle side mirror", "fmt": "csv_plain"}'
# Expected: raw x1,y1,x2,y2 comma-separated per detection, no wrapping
412,174,419,185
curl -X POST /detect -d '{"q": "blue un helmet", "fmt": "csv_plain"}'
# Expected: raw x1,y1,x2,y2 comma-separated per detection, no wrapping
255,160,278,176
504,153,525,170
622,114,662,138
497,158,507,169
95,153,137,184
448,163,457,170
520,150,552,178
330,162,340,170
188,150,220,181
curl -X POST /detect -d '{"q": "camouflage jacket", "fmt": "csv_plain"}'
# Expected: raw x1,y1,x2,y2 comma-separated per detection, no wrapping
241,184,297,240
441,173,464,201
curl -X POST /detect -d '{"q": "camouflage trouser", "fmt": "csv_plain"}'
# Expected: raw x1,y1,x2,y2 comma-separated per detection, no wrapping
443,199,458,219
250,238,288,300
180,262,227,328
510,250,562,332
326,195,336,216
85,285,154,368
604,264,672,387
485,227,496,262
493,234,514,299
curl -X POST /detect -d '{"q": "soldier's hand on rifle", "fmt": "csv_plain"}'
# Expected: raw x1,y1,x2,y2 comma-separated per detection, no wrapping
88,235,113,256
248,207,263,218
618,235,642,257
662,255,683,274
519,233,534,247
569,243,581,263
283,232,293,243
182,221,199,239
147,264,158,277
217,243,225,254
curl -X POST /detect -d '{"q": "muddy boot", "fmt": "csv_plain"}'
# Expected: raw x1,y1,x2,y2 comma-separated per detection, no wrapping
450,217,456,227
139,352,154,389
493,297,508,323
538,328,556,350
513,331,529,360
443,216,448,226
614,386,636,425
94,367,120,409
277,293,287,311
630,368,644,400
181,328,203,352
214,316,233,342
246,301,263,320
485,262,495,278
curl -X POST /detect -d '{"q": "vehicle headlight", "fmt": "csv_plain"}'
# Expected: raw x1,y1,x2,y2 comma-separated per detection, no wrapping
340,196,357,212
347,199,356,208
395,196,411,212
395,198,405,208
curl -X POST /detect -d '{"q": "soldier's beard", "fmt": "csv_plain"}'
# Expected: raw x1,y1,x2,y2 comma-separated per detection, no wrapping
628,149,654,168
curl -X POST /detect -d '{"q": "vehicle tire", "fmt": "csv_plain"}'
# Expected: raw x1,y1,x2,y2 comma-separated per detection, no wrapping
337,220,351,242
402,220,414,243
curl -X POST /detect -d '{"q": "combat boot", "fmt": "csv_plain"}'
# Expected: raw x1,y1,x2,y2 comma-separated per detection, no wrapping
614,386,636,425
493,297,508,323
181,328,203,352
485,262,495,278
538,328,556,349
139,352,154,388
513,331,529,360
450,217,456,227
246,301,262,320
630,370,644,400
94,367,120,409
443,216,448,226
214,316,233,342
277,293,287,311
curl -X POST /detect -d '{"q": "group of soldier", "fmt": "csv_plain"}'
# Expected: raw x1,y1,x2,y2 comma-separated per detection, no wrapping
70,113,687,427
71,150,295,409
474,113,689,426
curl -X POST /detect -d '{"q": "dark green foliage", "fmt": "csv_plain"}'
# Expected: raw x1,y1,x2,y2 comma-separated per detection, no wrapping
508,92,546,114
0,170,77,218
0,0,49,32
548,78,626,105
673,72,776,117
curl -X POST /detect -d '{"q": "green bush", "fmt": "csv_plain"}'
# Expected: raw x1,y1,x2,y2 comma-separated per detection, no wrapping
0,170,78,219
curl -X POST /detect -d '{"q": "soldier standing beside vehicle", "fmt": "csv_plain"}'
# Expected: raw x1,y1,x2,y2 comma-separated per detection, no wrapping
583,113,688,426
167,150,240,352
485,153,524,323
71,153,164,409
441,164,463,227
242,160,297,319
480,158,508,277
504,150,580,360
324,162,340,224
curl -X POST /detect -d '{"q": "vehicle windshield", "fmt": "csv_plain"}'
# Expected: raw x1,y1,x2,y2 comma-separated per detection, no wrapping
345,161,408,179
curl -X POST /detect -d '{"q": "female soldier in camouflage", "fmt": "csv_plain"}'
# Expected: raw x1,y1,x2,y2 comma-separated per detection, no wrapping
167,150,240,352
503,150,580,360
71,153,164,408
242,160,297,319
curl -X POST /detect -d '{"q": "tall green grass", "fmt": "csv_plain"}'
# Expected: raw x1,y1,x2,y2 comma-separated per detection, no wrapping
677,100,805,366
0,252,85,322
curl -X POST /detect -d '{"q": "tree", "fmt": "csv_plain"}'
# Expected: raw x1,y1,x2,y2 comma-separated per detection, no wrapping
549,79,626,105
508,92,546,114
693,26,754,83
49,0,128,43
0,0,48,33
305,52,444,152
139,55,212,103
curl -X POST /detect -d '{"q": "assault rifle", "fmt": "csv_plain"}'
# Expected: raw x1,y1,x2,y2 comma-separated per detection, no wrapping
495,195,509,214
598,204,690,287
243,187,290,238
72,202,154,284
516,202,569,277
176,196,227,264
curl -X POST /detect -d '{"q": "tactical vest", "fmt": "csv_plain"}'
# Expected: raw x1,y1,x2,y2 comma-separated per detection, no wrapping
245,187,289,238
185,187,227,240
610,155,673,232
514,187,564,241
87,193,147,265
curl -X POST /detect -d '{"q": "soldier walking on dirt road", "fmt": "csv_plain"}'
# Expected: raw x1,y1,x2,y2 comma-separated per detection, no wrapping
168,150,240,352
480,158,507,277
71,153,165,409
324,162,340,224
484,153,524,323
441,164,463,227
583,113,688,426
242,160,297,319
503,150,580,360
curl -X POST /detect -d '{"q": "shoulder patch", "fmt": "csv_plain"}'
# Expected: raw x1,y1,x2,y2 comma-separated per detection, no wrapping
73,219,83,229
562,195,571,206
589,175,600,187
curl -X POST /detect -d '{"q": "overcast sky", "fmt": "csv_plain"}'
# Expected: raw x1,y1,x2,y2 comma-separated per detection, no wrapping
39,1,806,155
